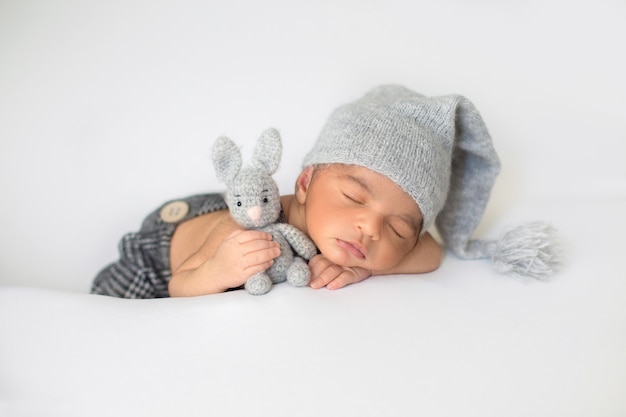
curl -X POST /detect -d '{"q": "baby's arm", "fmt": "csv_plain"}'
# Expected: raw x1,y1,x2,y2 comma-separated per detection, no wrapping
168,216,281,297
309,231,441,290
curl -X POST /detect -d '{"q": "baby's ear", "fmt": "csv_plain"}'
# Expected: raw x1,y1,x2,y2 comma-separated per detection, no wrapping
252,128,282,175
212,136,242,185
295,166,315,204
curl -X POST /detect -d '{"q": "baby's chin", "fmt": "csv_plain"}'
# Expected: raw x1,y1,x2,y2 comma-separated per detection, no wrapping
320,248,370,270
318,248,353,267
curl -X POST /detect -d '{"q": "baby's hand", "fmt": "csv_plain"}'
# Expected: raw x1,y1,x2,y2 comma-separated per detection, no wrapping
308,254,371,290
211,230,281,289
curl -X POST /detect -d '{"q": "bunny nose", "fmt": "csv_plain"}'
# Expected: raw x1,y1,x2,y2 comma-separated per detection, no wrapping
247,206,262,222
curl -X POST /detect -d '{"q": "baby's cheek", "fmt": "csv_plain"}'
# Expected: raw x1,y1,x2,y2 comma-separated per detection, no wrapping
318,248,348,268
370,245,409,270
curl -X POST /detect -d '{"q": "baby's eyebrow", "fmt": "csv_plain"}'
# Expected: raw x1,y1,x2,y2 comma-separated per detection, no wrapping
344,174,372,194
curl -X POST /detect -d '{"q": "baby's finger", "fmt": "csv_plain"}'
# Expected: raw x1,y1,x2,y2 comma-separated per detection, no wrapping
241,238,280,255
243,258,275,276
326,271,356,290
308,255,333,276
309,263,345,289
325,278,345,290
244,243,281,266
234,230,274,243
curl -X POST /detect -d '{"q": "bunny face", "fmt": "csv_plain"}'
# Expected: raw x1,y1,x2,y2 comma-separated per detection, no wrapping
212,128,284,230
225,168,281,229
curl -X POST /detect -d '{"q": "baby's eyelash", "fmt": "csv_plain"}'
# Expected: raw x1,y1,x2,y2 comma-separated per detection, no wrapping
389,225,405,238
343,193,362,204
387,222,416,239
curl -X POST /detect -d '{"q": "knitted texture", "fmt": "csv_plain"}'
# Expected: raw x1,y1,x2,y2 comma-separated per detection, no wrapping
212,128,317,295
303,85,561,279
490,221,562,278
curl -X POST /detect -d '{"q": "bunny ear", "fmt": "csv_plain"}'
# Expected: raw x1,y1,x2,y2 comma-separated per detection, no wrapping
212,136,242,185
252,128,282,175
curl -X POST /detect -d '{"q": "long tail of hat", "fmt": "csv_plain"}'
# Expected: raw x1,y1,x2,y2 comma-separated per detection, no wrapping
461,221,563,279
434,95,562,279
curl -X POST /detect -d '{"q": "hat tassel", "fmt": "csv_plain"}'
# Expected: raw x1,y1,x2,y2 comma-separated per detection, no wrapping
487,221,562,279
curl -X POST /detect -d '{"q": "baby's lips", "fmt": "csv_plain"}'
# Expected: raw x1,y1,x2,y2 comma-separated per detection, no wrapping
336,239,366,259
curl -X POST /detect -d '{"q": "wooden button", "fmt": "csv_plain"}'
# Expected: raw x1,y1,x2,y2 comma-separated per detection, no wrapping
159,201,189,223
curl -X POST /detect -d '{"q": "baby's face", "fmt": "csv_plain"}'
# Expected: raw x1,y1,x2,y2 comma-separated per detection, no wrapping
302,164,422,272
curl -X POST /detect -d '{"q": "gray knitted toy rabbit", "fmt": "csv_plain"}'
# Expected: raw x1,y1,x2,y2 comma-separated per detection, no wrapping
212,128,318,295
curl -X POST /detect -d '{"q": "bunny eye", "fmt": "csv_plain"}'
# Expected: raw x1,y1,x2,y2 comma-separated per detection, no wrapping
236,201,242,207
261,190,270,204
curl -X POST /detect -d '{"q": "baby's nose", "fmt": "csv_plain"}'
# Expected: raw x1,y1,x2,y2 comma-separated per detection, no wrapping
247,206,262,222
357,213,383,240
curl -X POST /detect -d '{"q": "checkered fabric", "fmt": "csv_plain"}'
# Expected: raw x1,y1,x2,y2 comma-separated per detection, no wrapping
91,194,228,298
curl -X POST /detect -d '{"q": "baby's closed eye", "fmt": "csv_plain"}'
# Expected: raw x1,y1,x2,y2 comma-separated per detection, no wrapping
387,219,417,239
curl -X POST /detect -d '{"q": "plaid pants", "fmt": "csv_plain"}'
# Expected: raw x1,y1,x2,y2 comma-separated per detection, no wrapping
91,194,228,298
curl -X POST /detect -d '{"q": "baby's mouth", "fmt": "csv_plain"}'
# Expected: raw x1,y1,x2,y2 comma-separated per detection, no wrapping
335,239,366,259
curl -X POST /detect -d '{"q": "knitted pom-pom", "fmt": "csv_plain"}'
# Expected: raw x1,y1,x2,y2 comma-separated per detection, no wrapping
491,221,562,279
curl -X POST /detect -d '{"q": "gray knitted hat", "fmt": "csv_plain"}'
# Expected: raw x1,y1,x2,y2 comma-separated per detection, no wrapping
303,84,561,279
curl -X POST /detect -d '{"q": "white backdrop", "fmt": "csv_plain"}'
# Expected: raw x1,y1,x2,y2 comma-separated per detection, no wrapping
1,1,626,417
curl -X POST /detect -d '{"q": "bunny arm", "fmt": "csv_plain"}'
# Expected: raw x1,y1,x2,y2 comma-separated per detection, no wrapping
272,223,318,260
